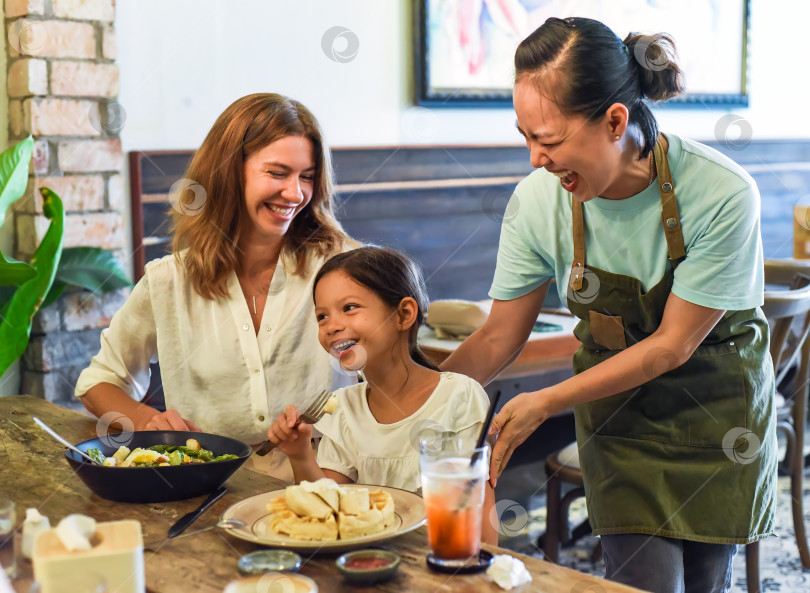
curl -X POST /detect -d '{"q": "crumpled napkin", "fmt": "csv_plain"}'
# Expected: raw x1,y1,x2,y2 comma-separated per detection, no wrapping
55,514,97,551
486,554,532,590
22,508,51,558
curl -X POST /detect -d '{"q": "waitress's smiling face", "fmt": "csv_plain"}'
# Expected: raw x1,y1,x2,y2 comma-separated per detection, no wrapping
513,80,623,202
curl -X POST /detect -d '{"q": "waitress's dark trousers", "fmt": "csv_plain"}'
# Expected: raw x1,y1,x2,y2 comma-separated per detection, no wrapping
601,534,736,593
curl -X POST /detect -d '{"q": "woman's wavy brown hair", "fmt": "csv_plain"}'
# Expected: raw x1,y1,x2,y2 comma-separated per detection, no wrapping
171,93,349,299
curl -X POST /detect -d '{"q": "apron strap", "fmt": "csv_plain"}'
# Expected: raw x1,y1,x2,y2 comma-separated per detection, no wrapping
653,136,686,267
569,134,686,293
570,198,586,291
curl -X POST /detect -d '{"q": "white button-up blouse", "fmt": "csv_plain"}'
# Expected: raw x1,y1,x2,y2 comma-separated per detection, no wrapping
75,251,348,444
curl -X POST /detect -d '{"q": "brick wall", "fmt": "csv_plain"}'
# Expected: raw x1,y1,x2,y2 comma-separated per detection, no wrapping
6,0,129,407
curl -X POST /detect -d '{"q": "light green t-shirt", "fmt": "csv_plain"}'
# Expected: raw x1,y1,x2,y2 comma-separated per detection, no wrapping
489,133,764,311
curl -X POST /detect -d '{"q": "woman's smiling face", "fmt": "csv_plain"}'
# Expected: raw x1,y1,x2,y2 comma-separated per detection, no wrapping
513,80,623,202
241,135,315,240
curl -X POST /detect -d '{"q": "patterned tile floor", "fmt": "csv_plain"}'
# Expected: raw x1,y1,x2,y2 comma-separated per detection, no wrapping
497,466,810,592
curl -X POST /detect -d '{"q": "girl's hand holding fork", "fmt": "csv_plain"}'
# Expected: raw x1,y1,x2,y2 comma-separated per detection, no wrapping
267,404,314,459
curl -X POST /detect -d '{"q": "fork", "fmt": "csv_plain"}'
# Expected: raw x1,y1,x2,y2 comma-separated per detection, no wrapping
255,389,332,456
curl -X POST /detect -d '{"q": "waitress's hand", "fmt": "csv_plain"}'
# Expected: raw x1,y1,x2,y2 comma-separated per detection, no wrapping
140,409,202,432
487,389,553,487
267,405,314,459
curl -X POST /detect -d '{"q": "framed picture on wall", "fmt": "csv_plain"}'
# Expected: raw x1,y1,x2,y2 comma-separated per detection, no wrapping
415,0,750,108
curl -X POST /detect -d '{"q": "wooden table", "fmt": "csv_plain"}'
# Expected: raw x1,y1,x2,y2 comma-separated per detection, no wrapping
420,312,581,380
1,396,641,593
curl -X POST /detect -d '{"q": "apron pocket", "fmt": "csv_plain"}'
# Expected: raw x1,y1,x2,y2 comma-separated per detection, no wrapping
588,310,628,351
578,342,747,447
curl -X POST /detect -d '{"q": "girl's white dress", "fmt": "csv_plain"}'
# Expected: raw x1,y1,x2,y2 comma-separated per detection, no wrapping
314,371,490,492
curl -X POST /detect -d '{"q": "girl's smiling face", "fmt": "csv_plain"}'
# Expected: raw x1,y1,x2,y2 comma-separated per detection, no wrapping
314,270,403,372
241,135,316,240
513,80,624,202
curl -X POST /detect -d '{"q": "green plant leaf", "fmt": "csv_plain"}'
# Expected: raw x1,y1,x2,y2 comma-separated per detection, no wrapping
0,136,34,227
39,281,65,309
39,246,131,308
53,247,131,293
0,252,35,286
0,285,14,316
0,187,64,377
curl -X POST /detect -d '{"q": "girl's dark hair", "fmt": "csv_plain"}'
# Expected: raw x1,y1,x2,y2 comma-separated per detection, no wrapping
514,17,684,159
313,246,439,371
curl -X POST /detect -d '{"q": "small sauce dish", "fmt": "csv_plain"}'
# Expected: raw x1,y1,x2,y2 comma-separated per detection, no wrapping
335,549,401,585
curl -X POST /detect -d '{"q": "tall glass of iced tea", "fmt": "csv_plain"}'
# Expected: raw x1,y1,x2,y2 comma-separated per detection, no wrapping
419,435,489,569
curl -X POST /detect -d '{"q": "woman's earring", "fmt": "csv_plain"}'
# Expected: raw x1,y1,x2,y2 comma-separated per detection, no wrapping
614,135,621,140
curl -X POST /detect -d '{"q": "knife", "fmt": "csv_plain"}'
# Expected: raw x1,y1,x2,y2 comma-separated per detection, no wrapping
167,486,227,538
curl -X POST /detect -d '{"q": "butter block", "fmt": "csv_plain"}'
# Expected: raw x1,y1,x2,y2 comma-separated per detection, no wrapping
32,520,144,593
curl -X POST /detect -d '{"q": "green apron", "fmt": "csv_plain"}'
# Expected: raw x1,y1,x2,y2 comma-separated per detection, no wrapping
565,137,777,544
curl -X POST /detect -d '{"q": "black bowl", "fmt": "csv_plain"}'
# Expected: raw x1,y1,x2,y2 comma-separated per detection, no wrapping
65,431,251,503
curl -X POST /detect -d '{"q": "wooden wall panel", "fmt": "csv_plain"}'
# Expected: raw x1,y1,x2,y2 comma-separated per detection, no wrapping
130,142,810,298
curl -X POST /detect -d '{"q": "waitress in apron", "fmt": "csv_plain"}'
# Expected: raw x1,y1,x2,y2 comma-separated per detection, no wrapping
442,17,776,593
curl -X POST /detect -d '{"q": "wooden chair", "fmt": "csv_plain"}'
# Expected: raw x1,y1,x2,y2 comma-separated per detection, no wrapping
539,259,810,593
540,441,601,563
745,259,810,592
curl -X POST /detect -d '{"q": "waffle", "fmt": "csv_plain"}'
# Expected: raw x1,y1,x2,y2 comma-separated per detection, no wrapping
339,487,369,515
285,485,334,520
369,489,396,528
301,478,341,513
338,508,385,539
265,496,338,541
264,479,397,542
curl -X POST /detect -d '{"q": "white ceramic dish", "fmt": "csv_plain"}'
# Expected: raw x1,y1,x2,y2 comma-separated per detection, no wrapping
221,485,425,553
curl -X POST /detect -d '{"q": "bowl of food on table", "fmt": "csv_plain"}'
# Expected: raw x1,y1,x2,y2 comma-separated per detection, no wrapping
65,431,251,503
220,477,425,554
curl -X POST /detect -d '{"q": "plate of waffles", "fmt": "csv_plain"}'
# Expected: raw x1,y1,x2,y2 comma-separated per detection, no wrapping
221,479,426,553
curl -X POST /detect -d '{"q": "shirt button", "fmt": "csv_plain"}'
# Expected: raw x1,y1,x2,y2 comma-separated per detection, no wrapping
254,369,261,375
266,326,271,332
242,324,250,331
445,373,454,379
258,415,265,422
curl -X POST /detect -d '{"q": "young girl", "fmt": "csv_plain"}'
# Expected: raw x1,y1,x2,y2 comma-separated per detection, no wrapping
266,246,497,543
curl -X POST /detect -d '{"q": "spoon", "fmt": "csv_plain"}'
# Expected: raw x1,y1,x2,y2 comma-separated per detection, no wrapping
143,519,246,551
33,416,103,465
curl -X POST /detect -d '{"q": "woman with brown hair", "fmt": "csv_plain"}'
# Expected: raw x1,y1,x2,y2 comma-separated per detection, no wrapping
75,94,352,456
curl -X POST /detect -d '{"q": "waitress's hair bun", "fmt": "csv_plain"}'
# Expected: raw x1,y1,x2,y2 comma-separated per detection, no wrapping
622,33,684,102
515,17,684,159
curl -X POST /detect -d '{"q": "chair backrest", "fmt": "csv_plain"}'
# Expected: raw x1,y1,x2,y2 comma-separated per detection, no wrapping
763,259,810,385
